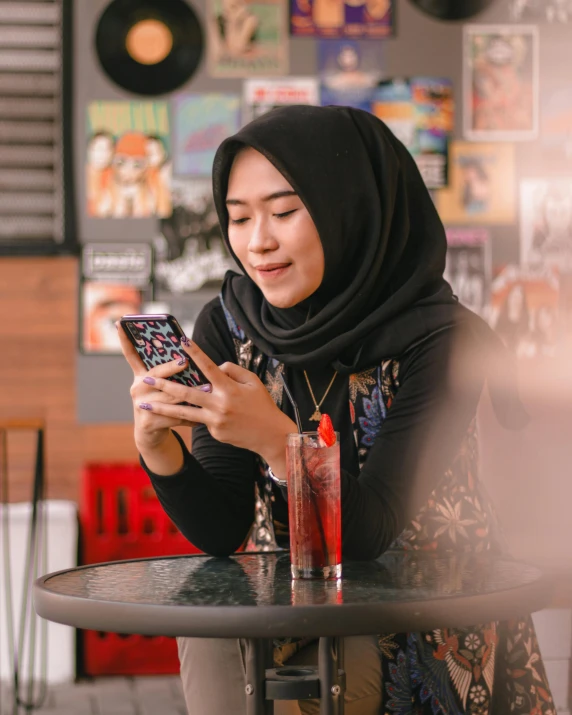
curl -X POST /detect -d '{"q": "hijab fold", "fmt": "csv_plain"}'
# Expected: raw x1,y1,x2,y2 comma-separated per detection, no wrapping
212,105,527,429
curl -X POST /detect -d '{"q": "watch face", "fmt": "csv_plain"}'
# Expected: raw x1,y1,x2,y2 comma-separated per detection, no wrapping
409,0,494,20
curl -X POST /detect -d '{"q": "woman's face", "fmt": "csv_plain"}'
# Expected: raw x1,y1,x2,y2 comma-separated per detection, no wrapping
226,147,325,309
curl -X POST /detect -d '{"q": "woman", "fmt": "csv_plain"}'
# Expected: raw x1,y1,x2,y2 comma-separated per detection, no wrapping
118,106,554,714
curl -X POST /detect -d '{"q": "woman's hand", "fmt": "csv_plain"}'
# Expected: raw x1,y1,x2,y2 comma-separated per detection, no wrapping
117,323,201,456
131,336,297,471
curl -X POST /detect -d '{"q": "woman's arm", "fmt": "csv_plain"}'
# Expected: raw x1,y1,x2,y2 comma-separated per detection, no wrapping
340,328,486,560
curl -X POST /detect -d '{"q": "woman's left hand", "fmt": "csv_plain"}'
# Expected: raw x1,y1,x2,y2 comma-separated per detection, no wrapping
136,337,296,466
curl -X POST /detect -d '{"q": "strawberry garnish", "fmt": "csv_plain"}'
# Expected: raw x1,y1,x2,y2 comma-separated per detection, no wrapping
317,413,336,447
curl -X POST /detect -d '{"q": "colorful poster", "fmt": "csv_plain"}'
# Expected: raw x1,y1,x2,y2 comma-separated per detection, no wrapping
372,77,453,189
174,94,241,176
436,142,516,225
243,77,319,122
445,228,491,317
291,0,393,38
319,39,385,111
206,0,288,78
520,180,572,273
463,25,538,141
86,101,171,219
490,265,560,359
509,0,572,22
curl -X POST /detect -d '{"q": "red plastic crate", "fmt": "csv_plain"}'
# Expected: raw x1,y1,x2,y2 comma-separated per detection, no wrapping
79,462,201,676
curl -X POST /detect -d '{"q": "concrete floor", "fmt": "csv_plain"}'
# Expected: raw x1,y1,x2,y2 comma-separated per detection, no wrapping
0,676,187,715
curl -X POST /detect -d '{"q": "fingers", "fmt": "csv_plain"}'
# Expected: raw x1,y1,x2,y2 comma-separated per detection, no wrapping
136,375,213,406
179,337,227,389
116,321,147,376
218,361,253,385
137,400,206,425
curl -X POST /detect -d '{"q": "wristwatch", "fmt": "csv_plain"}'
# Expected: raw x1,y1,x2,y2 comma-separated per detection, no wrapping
267,465,288,489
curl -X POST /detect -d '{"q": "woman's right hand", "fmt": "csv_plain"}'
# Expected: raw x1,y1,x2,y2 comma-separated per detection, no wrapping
116,322,199,454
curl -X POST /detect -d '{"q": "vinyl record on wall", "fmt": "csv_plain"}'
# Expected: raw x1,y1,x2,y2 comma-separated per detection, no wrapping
409,0,494,20
95,0,203,96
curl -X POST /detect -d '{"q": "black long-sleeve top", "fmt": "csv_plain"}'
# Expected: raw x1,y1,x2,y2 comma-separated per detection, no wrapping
143,298,486,560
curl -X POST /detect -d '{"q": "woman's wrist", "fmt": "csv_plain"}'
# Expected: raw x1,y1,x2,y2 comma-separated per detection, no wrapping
259,414,297,482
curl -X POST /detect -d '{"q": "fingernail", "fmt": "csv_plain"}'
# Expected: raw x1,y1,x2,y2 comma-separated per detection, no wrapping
139,403,153,411
181,336,191,347
199,384,212,392
143,376,156,386
177,357,186,366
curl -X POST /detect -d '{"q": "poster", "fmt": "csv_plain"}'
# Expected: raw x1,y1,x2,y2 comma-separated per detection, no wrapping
509,0,572,22
435,141,516,225
520,179,572,273
372,77,453,189
445,228,491,317
207,0,288,78
318,39,385,110
174,94,241,176
154,179,237,337
291,0,393,38
540,86,572,158
463,25,538,141
243,77,319,122
80,243,153,354
490,265,560,359
86,101,171,218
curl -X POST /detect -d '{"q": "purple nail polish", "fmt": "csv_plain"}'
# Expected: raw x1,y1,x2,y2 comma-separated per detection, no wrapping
143,376,156,385
177,357,186,366
198,384,212,392
181,336,191,346
139,403,153,411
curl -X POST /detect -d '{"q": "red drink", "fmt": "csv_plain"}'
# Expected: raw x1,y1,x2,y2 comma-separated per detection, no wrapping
286,432,341,579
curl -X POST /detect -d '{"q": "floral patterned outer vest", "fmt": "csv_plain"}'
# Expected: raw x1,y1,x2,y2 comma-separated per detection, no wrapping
221,296,555,715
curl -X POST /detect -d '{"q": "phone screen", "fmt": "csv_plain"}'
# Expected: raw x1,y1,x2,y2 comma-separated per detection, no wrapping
120,314,208,388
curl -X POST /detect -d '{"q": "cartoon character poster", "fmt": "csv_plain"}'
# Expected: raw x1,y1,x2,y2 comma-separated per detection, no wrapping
463,25,538,141
86,102,171,219
207,0,288,78
490,265,560,359
291,0,393,38
372,77,454,189
520,180,572,274
243,77,319,122
436,141,516,225
445,228,491,317
509,0,572,22
173,94,241,176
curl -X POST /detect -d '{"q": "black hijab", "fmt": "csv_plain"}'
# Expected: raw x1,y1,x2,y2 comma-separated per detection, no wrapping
212,105,527,428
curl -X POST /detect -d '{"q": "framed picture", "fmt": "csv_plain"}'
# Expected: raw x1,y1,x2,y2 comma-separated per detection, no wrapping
291,0,394,38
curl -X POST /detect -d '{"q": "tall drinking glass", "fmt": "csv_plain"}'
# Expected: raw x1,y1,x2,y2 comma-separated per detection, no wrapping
286,432,341,579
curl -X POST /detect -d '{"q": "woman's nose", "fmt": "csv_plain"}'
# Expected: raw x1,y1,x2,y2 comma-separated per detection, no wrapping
247,220,278,253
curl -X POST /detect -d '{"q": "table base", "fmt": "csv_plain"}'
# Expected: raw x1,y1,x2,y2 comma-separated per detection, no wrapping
244,637,346,714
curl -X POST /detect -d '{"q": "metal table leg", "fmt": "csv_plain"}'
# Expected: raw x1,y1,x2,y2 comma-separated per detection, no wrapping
245,638,274,715
319,637,345,715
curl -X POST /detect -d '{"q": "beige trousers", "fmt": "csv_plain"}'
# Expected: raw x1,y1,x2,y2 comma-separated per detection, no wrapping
177,636,383,714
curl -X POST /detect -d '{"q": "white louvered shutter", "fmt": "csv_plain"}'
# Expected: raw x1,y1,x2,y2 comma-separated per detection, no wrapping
0,0,64,248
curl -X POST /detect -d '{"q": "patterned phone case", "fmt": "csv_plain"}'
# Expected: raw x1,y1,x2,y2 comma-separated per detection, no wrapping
121,314,207,388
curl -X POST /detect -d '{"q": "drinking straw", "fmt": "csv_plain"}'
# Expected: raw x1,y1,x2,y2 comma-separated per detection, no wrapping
279,373,329,568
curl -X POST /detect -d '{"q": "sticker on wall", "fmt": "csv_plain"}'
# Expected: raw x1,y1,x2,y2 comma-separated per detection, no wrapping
95,0,203,96
509,0,572,22
86,101,172,219
463,25,539,141
436,141,516,225
206,0,288,77
291,0,394,38
520,180,572,274
243,78,319,123
489,265,560,359
371,77,453,189
173,94,241,175
444,227,491,318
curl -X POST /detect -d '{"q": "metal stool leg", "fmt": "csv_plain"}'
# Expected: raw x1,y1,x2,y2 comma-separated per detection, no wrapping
245,638,274,715
319,637,345,715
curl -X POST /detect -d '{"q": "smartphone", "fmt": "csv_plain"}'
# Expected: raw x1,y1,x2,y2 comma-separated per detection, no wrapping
120,314,208,388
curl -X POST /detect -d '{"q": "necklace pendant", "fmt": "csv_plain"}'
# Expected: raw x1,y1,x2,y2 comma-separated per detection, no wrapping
310,409,322,421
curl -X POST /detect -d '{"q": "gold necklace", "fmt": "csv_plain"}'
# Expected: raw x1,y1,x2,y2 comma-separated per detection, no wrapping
303,370,338,421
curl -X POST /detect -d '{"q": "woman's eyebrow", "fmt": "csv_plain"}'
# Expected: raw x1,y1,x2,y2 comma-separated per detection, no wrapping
226,190,297,206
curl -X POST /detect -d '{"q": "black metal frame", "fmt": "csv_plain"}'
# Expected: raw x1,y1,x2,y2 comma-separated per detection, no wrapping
244,637,345,715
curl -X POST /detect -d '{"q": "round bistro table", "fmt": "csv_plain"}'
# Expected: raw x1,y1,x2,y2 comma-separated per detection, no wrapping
34,550,552,715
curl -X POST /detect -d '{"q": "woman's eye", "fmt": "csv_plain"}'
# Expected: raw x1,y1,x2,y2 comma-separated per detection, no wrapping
274,209,297,219
229,217,249,225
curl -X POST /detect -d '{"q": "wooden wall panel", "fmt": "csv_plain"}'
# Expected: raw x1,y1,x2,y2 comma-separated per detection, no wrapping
0,256,137,503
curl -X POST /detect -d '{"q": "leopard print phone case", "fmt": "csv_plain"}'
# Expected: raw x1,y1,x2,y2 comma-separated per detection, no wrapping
120,314,207,388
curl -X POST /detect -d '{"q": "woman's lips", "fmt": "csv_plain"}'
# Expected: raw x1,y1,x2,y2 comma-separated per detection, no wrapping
254,263,291,280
